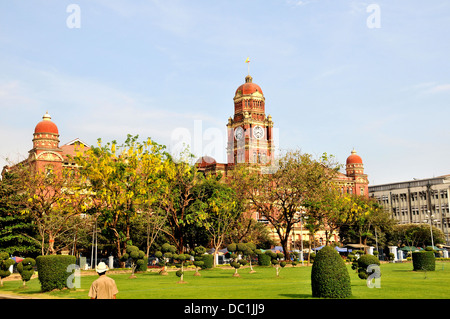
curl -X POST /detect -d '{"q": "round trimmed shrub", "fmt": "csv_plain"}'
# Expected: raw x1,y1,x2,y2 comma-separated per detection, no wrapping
412,251,435,271
357,254,381,279
227,243,237,253
17,257,36,286
238,259,248,266
231,261,240,269
0,252,15,286
136,257,148,272
311,245,352,298
257,252,271,266
36,255,76,292
201,254,214,269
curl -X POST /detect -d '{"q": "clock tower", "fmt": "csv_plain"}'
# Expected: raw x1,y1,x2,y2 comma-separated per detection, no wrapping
227,75,275,166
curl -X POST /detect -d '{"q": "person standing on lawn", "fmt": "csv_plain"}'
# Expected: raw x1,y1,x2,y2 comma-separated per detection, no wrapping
88,262,119,299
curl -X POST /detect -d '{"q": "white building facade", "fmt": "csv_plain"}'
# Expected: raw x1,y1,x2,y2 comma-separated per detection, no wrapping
369,175,450,245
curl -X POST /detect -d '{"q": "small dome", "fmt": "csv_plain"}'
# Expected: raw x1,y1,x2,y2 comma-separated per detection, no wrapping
235,75,263,96
34,112,59,135
196,156,217,168
346,149,363,165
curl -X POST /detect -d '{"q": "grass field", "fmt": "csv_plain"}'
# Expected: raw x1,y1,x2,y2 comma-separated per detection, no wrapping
1,262,449,299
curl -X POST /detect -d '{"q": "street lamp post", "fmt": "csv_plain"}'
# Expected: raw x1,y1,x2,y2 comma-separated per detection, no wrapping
300,217,304,265
424,210,435,249
295,211,305,265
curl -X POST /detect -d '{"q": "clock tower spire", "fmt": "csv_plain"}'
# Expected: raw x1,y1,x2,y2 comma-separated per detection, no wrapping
227,75,274,166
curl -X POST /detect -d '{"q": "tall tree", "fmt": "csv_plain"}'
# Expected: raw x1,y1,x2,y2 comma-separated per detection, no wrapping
305,188,357,245
232,151,340,259
190,175,242,267
339,196,396,251
390,223,445,248
73,135,166,264
11,163,91,255
0,171,40,256
156,152,201,253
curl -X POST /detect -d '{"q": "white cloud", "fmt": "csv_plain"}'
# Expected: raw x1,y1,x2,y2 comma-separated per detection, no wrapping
0,63,226,169
285,0,317,7
425,84,450,94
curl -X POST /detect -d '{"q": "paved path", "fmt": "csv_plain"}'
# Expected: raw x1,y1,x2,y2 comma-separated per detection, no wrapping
0,293,39,299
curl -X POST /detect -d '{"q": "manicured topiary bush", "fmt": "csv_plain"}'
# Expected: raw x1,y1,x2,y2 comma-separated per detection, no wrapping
227,243,242,277
136,257,148,272
0,252,15,287
412,251,435,271
36,255,76,292
17,257,36,288
357,254,381,280
265,251,285,277
192,246,206,275
311,245,352,298
121,245,146,278
174,253,190,283
201,254,214,269
155,243,177,275
257,252,271,266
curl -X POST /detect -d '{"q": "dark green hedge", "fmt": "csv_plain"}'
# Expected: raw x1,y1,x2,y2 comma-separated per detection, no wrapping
201,254,214,269
36,255,76,292
311,246,352,298
257,252,271,266
412,251,435,271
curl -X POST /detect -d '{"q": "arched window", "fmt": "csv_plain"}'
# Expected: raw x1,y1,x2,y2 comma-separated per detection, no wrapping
45,165,54,177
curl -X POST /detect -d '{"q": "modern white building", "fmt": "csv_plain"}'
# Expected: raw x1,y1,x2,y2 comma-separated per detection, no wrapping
369,175,450,244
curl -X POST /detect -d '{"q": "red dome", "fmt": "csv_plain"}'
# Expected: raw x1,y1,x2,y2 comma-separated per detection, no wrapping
34,112,59,134
235,75,263,96
346,149,363,165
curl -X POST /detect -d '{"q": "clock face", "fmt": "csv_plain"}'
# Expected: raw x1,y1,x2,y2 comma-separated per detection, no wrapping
234,126,244,140
253,125,264,139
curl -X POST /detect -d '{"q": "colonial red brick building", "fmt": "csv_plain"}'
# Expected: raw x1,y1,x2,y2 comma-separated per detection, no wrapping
2,75,369,250
196,74,370,248
1,112,89,177
196,74,369,198
335,149,369,197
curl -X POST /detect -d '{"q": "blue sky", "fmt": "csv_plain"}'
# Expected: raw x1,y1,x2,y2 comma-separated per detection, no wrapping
0,1,449,185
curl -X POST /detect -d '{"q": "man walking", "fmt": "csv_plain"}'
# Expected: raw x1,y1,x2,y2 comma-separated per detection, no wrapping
88,262,119,299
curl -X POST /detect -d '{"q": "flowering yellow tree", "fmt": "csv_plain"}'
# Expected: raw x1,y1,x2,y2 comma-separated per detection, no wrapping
73,134,167,264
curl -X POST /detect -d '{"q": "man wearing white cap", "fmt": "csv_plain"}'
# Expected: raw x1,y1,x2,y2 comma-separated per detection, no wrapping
88,262,119,299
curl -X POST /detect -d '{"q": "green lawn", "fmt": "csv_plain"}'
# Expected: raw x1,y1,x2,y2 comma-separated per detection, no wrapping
1,262,449,299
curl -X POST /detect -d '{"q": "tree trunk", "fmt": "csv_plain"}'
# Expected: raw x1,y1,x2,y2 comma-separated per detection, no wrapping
213,247,219,268
307,235,312,266
48,236,56,255
280,238,290,261
249,259,255,273
114,233,126,268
